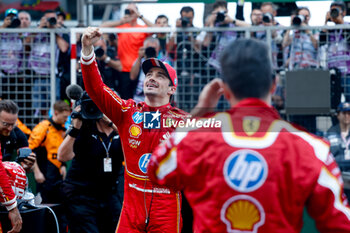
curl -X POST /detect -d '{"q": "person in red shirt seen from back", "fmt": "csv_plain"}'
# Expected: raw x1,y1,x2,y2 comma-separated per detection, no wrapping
101,3,154,100
148,38,350,233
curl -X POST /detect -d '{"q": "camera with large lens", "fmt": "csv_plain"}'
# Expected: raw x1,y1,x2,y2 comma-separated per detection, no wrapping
330,8,340,19
94,46,105,58
48,17,57,26
8,16,21,28
262,13,274,23
181,17,190,27
66,85,103,120
145,47,156,58
216,11,226,23
292,15,305,26
74,92,103,120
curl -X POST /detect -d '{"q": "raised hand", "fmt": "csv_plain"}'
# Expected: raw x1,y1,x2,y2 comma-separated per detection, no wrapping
81,27,102,56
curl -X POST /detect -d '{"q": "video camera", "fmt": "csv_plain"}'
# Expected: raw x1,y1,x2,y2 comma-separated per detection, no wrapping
66,84,103,120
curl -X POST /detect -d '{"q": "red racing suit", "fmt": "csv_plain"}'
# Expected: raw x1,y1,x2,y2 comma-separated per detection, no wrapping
148,98,350,233
81,52,187,232
0,145,17,211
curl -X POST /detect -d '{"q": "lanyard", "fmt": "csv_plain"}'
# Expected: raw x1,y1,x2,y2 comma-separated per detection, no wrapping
99,136,112,158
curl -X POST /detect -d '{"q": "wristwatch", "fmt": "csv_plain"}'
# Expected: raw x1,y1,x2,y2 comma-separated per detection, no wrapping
67,126,80,138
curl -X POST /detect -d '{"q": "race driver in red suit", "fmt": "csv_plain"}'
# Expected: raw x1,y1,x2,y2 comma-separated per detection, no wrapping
80,27,187,233
148,39,350,233
0,145,22,233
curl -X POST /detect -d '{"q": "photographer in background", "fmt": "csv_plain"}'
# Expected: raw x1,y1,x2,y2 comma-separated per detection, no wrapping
101,3,154,100
260,2,285,70
320,1,350,101
130,37,167,103
94,37,122,92
27,10,69,117
0,100,35,172
58,87,124,233
282,7,318,69
168,6,199,74
0,8,24,101
202,0,250,72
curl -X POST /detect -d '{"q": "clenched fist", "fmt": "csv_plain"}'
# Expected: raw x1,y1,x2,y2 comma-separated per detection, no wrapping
81,27,102,56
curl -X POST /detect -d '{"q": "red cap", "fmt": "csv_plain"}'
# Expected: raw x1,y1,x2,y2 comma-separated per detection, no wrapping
142,58,178,88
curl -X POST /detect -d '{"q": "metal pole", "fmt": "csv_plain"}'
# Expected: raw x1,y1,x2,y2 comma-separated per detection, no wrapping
70,29,77,85
50,31,56,109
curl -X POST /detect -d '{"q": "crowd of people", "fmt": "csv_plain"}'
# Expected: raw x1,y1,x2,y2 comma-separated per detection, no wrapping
0,1,350,233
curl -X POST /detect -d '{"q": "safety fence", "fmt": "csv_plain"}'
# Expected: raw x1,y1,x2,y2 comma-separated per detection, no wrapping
1,25,350,132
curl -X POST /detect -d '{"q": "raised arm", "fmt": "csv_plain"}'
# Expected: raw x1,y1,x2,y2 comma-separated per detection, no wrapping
80,27,134,127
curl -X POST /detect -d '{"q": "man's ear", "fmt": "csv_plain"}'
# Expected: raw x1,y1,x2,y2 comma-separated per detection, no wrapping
222,82,233,101
168,86,176,96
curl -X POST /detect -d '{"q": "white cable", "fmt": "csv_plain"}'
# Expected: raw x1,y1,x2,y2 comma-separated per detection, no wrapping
41,205,60,233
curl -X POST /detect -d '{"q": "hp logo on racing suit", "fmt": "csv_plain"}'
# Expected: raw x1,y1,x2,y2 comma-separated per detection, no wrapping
223,150,268,192
139,153,152,173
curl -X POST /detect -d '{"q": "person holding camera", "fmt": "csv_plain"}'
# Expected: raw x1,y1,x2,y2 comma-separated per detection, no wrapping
0,100,35,172
259,2,285,70
320,1,350,101
58,91,124,233
93,38,123,92
101,3,154,100
80,26,188,233
130,37,167,103
0,8,25,101
26,10,69,117
282,7,318,69
203,1,250,72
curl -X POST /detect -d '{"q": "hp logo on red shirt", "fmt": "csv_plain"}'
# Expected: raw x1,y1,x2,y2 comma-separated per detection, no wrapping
223,150,268,192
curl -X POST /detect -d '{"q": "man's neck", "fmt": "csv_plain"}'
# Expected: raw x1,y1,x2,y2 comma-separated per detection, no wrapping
129,19,138,27
96,120,113,137
340,122,350,134
145,96,169,108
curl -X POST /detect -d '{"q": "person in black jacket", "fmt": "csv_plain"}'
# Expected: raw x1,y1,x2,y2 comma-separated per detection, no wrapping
0,99,35,171
58,96,124,233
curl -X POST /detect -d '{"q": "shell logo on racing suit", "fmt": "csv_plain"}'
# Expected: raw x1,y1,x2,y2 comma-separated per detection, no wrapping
139,153,152,173
129,125,142,138
223,150,268,192
221,195,265,233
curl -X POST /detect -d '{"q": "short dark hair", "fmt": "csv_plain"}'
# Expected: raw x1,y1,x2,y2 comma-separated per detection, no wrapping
180,6,194,16
213,1,228,10
156,14,168,23
331,1,346,12
53,100,70,112
0,100,19,114
220,39,273,100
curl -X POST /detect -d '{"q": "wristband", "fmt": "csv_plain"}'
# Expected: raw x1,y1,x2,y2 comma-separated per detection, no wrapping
67,126,80,138
104,56,111,64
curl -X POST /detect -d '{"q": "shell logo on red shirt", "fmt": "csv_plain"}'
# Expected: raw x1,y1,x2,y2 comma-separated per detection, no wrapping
129,124,142,138
221,195,265,233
